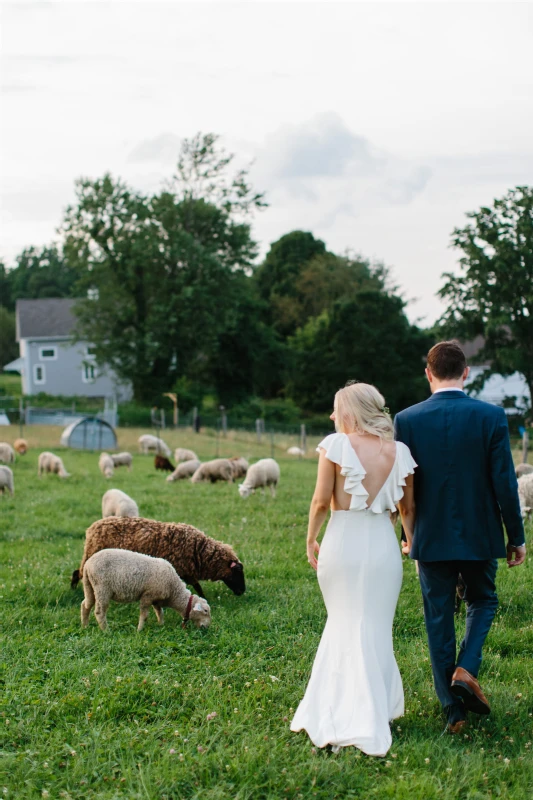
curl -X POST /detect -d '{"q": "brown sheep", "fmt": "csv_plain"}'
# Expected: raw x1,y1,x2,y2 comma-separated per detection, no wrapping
155,455,175,472
14,438,28,455
71,517,245,599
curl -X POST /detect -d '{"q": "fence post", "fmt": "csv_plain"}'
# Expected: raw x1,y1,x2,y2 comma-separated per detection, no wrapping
270,431,275,458
523,430,529,464
19,398,24,439
256,418,263,443
300,423,307,454
216,419,220,457
192,406,198,432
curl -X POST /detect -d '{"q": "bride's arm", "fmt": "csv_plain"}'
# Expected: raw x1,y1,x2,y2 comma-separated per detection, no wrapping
307,451,335,570
398,474,415,553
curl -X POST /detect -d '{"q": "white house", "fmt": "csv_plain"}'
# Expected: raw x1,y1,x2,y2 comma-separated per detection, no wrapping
3,298,131,400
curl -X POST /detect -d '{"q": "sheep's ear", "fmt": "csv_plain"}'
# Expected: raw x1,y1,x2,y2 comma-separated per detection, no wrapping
230,561,243,571
193,602,204,612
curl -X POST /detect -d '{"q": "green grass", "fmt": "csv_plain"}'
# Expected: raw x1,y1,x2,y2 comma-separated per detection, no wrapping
0,428,532,799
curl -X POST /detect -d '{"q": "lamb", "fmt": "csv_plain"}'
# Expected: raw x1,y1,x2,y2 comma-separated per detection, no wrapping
71,517,246,598
174,448,199,463
13,438,28,455
111,452,133,470
80,548,211,631
238,458,280,498
287,446,305,457
191,458,234,484
0,443,15,464
102,488,139,518
0,465,14,496
38,451,70,478
155,454,175,472
229,456,249,479
99,452,115,479
167,459,201,482
518,473,533,520
516,463,533,479
138,434,171,458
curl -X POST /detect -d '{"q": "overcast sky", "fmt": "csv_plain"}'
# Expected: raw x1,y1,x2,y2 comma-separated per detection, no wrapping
1,0,532,324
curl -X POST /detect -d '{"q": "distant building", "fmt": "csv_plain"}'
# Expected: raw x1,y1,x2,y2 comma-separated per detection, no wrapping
462,335,530,411
2,298,131,400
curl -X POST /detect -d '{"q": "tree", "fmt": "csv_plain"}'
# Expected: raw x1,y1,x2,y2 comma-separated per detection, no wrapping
0,307,18,368
62,134,266,402
0,246,78,311
438,186,533,407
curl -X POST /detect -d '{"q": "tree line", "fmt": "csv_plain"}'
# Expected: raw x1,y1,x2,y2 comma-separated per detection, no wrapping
1,134,531,418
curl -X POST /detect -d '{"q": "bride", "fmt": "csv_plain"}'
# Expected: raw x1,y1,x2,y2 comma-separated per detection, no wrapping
290,382,417,757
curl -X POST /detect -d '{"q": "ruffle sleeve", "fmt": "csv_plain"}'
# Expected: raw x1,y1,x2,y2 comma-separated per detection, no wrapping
316,433,369,511
369,441,417,514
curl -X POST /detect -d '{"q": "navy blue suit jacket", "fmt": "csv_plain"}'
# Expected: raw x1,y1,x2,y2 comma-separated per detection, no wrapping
394,391,525,561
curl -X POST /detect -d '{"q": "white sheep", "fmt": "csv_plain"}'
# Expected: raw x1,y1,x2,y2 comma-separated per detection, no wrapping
0,465,14,496
0,443,15,464
167,459,201,482
38,451,70,478
518,473,533,520
138,434,171,457
99,452,115,479
174,448,199,463
102,489,139,518
111,452,133,470
238,458,280,498
287,446,305,457
516,463,533,479
191,459,234,484
80,548,212,631
229,457,249,479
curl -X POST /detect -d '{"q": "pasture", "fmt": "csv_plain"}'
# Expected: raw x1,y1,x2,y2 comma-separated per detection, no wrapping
0,426,532,799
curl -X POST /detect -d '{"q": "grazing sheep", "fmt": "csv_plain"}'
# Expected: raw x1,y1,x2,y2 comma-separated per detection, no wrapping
287,446,305,457
518,473,533,520
238,458,280,498
167,459,201,482
0,443,15,464
71,517,246,599
81,548,211,631
174,448,199,463
229,456,249,479
102,489,139,518
138,434,171,457
38,451,70,478
99,452,115,479
516,463,533,479
191,458,234,484
111,452,133,470
155,454,175,472
13,438,28,455
0,465,14,496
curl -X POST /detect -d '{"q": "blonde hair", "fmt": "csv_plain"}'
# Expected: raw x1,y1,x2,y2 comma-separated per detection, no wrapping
334,382,393,440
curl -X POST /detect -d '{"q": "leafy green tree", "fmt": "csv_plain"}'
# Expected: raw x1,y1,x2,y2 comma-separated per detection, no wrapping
0,246,78,311
0,261,12,310
0,307,18,368
63,134,266,402
438,186,533,406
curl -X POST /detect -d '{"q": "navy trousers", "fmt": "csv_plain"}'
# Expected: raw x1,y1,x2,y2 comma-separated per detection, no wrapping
417,559,498,722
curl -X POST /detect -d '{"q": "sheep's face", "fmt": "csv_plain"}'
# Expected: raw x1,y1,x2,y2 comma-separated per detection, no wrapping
223,560,246,595
520,505,532,521
190,599,211,629
238,484,252,498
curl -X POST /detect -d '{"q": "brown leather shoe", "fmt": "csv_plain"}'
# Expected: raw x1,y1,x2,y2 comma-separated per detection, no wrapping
451,667,491,715
447,719,467,735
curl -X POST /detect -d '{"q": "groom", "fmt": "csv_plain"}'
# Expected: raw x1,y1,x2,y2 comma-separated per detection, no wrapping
394,340,526,732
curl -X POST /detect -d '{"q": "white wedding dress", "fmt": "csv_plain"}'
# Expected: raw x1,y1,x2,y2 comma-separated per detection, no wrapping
290,433,417,757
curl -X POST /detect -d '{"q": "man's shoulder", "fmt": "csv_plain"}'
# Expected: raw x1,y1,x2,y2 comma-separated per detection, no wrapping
395,398,432,422
397,394,504,422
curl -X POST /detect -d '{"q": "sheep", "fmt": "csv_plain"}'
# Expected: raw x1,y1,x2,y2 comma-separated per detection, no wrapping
0,465,14,496
238,458,280,498
155,454,175,472
138,434,171,458
174,448,199,463
80,548,211,631
102,489,139,518
38,451,70,478
287,446,305,457
191,459,234,484
99,452,115,479
518,473,533,521
111,452,133,471
229,456,249,479
13,438,28,455
71,517,246,599
167,460,201,482
516,463,533,479
0,443,15,464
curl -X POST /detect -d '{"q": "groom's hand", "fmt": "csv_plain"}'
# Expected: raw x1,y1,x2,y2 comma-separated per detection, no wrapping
506,543,526,568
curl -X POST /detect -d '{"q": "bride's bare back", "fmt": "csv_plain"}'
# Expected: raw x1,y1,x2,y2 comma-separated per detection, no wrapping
331,433,397,511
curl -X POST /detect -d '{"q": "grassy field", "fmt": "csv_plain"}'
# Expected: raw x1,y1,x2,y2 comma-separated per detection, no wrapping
0,426,532,800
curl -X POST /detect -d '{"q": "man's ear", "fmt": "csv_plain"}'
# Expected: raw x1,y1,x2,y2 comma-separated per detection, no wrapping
463,366,470,381
425,367,432,383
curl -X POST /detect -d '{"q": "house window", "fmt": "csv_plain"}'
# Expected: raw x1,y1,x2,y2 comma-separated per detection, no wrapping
85,345,97,357
82,363,98,383
34,364,46,385
39,346,57,360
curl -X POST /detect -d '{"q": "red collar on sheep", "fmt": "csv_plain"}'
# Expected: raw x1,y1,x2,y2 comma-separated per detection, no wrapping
182,594,195,628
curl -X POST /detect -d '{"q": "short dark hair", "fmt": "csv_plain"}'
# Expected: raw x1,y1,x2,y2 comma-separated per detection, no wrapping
426,340,467,380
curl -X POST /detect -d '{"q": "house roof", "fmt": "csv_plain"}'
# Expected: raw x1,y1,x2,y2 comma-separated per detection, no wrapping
16,298,78,340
